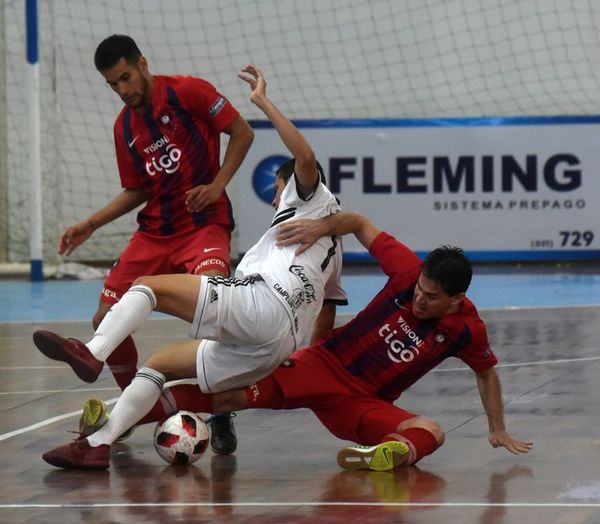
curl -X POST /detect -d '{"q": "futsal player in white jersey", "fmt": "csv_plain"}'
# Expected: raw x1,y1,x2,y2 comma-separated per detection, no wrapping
35,65,348,469
192,161,344,392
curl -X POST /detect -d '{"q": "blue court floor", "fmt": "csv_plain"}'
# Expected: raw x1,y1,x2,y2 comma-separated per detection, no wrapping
1,263,599,322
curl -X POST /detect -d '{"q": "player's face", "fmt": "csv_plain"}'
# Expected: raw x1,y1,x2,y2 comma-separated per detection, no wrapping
412,273,463,319
101,56,151,110
272,175,286,209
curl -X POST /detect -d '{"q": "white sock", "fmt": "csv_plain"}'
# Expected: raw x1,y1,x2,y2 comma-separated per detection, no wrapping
158,387,178,416
87,367,165,447
86,285,157,361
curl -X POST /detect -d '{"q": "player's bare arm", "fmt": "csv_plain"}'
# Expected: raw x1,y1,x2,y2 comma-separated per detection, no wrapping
277,211,382,255
185,115,253,212
58,188,147,255
476,367,533,454
310,302,337,343
239,65,318,196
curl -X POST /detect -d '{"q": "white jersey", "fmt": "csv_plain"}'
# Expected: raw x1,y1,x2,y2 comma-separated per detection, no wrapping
236,175,347,348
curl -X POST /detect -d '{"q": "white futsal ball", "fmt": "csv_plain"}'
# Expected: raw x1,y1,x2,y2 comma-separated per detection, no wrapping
153,411,209,465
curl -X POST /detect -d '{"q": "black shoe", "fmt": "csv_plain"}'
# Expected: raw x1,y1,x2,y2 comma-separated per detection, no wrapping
206,413,237,455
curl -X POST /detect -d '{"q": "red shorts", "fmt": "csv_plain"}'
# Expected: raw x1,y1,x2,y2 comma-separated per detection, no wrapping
101,224,231,304
269,346,417,445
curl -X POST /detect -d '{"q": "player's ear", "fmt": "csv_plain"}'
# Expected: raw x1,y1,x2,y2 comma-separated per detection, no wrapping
138,56,148,73
450,292,465,308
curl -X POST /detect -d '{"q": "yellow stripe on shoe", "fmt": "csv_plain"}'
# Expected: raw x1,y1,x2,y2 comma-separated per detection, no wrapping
337,441,410,471
78,398,109,436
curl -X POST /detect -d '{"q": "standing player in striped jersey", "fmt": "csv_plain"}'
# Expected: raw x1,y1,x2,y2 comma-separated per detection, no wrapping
55,35,254,454
36,65,348,469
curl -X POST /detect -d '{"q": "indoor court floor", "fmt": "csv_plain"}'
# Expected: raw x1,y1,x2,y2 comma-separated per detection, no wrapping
1,264,600,523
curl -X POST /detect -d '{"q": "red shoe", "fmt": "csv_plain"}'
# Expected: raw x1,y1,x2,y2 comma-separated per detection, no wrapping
33,330,103,383
42,437,110,470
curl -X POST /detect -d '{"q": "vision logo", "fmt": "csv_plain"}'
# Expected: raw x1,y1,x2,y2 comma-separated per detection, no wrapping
145,143,181,176
252,155,290,204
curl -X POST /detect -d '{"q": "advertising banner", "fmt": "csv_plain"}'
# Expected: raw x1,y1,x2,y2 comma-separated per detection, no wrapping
234,117,600,261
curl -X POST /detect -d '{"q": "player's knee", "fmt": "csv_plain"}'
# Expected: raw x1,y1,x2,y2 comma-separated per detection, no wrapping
132,275,154,288
144,354,165,374
144,356,183,382
398,416,445,445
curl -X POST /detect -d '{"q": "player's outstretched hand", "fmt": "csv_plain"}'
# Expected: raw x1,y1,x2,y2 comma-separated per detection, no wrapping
489,429,533,455
276,218,327,255
238,64,267,105
58,221,95,256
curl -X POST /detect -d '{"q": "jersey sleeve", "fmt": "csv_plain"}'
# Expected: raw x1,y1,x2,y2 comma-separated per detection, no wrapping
176,76,239,132
456,321,498,372
369,232,422,280
323,237,348,305
114,118,145,189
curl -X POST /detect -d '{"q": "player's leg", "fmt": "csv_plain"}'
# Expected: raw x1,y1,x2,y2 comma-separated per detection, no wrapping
32,272,202,382
42,342,200,470
337,406,444,471
385,415,445,463
72,366,288,468
32,232,173,382
42,360,283,469
135,353,289,428
133,273,201,322
97,232,187,388
101,227,228,389
176,224,237,454
93,299,140,392
78,277,285,440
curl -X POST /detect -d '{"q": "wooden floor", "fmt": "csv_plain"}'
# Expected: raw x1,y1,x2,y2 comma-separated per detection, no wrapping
2,308,600,524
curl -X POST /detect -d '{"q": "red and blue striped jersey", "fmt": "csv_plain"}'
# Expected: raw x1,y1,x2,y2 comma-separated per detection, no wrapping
113,75,239,235
321,232,497,401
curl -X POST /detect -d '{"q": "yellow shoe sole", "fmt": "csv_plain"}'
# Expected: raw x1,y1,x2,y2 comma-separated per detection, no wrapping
78,398,109,436
337,441,410,471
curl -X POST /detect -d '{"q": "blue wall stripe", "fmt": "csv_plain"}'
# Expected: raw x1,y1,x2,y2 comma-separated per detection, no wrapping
249,115,600,129
343,250,600,263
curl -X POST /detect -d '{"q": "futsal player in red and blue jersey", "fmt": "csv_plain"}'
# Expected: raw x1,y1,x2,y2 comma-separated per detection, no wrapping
56,35,253,454
266,211,533,469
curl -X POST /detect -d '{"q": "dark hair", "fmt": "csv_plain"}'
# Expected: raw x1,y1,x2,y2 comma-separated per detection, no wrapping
276,158,326,184
94,35,142,71
422,245,472,296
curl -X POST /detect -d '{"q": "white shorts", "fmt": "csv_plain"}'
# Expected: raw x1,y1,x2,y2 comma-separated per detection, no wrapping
191,275,295,393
